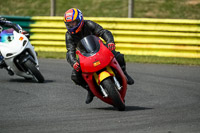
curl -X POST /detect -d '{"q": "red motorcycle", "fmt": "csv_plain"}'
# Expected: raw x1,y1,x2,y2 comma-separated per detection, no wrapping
76,35,127,111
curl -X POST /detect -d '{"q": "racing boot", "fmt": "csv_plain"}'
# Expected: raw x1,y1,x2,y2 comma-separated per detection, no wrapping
84,85,94,104
0,60,14,76
121,64,134,85
71,70,94,104
0,61,7,69
115,52,134,85
6,67,14,76
86,89,94,104
123,69,134,85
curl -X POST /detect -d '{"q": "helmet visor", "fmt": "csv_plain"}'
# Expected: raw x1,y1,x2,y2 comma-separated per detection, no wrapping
65,19,80,29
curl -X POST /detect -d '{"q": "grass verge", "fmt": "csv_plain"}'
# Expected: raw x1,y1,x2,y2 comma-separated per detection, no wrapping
37,51,200,66
1,0,200,19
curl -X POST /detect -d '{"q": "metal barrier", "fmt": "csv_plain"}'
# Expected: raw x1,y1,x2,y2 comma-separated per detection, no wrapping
3,16,200,58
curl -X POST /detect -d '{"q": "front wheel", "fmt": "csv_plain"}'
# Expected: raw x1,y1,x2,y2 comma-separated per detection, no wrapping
24,59,45,83
101,77,125,111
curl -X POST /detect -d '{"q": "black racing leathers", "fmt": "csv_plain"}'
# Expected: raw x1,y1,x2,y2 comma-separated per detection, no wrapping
0,18,22,33
65,20,128,87
65,20,115,67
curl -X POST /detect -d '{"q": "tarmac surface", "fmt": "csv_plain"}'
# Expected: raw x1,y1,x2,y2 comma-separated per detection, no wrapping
0,58,200,133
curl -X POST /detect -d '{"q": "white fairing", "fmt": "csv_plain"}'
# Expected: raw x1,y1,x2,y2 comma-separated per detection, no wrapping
0,31,39,78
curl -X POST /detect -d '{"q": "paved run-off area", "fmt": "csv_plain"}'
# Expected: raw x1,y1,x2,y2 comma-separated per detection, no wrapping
0,59,200,133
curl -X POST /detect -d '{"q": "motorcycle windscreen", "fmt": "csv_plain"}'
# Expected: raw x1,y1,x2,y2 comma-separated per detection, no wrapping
77,35,100,56
0,28,14,43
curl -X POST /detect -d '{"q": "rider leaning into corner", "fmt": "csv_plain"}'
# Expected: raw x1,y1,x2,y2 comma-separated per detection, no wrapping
64,8,134,104
0,17,23,75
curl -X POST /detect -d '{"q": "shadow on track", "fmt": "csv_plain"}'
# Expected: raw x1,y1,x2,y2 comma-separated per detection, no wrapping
125,106,153,111
91,106,153,111
9,78,54,83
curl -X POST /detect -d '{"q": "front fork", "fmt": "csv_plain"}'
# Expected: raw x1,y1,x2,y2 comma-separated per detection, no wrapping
94,66,122,97
15,50,36,72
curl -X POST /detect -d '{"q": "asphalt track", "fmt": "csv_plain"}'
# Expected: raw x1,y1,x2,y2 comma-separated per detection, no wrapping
0,58,200,133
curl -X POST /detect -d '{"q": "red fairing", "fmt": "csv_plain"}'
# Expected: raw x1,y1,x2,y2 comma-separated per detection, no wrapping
82,58,127,105
79,40,114,73
77,36,127,106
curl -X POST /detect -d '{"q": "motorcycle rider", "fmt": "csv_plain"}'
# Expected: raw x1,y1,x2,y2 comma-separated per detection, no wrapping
64,8,134,104
0,17,23,75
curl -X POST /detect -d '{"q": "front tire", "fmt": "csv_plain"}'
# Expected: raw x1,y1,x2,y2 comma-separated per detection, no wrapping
24,59,45,83
101,77,125,111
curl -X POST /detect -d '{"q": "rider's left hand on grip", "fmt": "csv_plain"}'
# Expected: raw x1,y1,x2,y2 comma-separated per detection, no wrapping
108,43,115,51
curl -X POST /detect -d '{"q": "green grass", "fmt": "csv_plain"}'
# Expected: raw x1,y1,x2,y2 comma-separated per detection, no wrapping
134,0,200,19
1,0,200,19
2,0,200,66
125,55,200,66
37,51,200,66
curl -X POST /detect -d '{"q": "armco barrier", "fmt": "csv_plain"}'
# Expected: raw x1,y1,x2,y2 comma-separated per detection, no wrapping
3,16,200,58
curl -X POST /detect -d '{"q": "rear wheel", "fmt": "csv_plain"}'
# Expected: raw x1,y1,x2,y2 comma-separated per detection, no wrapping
101,77,125,111
24,59,44,83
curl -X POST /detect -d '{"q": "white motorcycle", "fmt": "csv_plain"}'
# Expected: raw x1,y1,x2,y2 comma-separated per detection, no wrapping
0,28,44,83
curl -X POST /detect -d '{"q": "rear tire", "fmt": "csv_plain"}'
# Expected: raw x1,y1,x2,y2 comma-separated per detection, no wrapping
24,59,45,83
101,77,125,111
